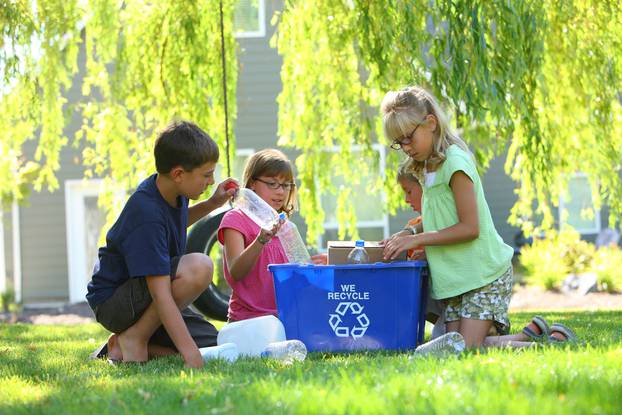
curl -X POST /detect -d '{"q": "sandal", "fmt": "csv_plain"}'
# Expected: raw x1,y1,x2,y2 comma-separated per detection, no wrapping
522,315,550,341
548,323,578,343
89,342,108,360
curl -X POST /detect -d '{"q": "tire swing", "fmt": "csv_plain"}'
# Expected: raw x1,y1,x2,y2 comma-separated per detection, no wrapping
187,0,232,321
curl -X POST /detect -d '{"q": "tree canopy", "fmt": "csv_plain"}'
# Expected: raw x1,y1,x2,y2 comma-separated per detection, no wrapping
1,0,237,220
1,0,621,243
274,0,622,241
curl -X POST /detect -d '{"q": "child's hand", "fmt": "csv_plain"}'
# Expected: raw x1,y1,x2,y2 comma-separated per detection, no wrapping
383,234,421,260
256,220,283,246
183,349,204,369
311,253,328,265
409,249,426,261
209,178,239,207
379,230,410,246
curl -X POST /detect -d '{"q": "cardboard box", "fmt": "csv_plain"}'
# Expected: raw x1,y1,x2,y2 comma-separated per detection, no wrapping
327,241,407,265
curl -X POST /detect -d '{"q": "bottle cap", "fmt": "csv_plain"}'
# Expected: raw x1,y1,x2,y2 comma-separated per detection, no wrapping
225,182,239,191
355,240,365,247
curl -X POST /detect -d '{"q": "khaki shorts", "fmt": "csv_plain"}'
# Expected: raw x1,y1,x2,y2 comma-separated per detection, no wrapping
444,266,513,335
94,256,218,349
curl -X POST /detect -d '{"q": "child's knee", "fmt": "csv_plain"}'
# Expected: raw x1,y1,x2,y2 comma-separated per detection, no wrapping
181,253,213,288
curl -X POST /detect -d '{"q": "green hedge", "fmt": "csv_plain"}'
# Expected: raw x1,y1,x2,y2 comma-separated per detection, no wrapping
519,229,622,292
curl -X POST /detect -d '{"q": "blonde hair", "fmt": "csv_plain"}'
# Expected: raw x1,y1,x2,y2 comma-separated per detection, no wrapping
381,86,469,178
242,149,298,215
396,158,420,185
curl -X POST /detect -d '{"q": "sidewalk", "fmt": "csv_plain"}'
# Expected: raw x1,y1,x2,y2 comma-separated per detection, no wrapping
510,285,622,311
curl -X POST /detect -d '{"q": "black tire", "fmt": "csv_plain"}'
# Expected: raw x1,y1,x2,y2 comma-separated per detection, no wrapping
186,210,231,321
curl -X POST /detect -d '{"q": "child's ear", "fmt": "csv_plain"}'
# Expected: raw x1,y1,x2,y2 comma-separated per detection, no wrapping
426,114,438,133
169,166,185,182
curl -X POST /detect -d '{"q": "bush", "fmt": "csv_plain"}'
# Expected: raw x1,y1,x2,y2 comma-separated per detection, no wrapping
519,229,596,290
1,287,16,313
591,246,622,292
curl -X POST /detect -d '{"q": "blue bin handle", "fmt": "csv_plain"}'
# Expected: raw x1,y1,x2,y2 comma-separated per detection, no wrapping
417,267,430,346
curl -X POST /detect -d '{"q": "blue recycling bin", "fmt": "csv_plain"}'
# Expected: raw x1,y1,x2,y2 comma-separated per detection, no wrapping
268,261,428,353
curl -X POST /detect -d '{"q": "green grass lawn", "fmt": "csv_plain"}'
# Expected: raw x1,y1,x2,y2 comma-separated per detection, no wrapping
1,310,621,414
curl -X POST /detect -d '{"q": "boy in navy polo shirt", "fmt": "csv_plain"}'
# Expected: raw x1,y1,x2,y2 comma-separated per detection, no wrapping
86,121,237,368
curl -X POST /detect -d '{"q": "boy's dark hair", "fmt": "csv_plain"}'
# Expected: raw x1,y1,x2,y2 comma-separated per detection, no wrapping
154,120,219,173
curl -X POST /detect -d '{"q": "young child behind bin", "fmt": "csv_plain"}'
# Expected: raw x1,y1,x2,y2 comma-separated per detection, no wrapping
86,121,237,367
218,149,325,322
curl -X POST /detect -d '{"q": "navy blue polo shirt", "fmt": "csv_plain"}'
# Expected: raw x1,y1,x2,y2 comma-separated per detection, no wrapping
86,174,188,309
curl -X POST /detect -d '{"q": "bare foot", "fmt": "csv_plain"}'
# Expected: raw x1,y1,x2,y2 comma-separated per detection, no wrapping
148,344,177,359
118,331,148,362
107,334,123,361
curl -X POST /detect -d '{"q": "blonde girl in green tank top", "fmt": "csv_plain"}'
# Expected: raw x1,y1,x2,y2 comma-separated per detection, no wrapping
380,86,577,349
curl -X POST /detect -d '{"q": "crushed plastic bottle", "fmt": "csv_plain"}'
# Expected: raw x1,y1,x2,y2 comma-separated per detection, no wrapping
231,188,311,263
231,188,280,230
261,340,307,364
347,240,369,264
199,343,239,363
278,219,312,263
414,331,465,357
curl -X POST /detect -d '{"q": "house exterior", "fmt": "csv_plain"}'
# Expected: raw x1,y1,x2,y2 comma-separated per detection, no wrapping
0,0,612,305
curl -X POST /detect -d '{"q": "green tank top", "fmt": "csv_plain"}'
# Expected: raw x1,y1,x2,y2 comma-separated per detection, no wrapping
422,145,514,299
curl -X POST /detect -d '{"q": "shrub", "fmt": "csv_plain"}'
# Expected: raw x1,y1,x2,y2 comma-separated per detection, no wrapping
519,229,596,290
1,287,16,313
591,246,622,292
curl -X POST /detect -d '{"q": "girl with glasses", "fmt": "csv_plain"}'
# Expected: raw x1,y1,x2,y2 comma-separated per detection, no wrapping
218,149,326,322
381,87,577,348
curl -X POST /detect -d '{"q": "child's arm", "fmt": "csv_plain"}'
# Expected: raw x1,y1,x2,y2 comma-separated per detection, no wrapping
188,179,237,227
384,171,479,259
146,275,203,368
223,222,281,281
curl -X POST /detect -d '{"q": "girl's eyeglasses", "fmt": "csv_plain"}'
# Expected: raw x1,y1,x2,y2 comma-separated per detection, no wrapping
390,123,421,150
254,177,295,191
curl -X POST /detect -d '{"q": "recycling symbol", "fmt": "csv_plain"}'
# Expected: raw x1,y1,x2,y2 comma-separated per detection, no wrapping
328,302,370,339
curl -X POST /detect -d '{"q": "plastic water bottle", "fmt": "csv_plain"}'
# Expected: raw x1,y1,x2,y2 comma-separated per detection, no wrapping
230,187,311,263
414,331,465,357
431,316,447,340
278,219,312,263
347,240,369,264
261,340,307,364
232,188,280,229
199,343,239,363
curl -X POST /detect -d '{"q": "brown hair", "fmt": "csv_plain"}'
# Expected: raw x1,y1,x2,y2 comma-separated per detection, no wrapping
242,149,298,215
154,120,219,173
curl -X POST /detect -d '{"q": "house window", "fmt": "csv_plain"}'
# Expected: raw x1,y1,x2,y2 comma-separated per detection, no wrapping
234,0,265,38
213,148,255,186
559,173,601,234
318,145,390,250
